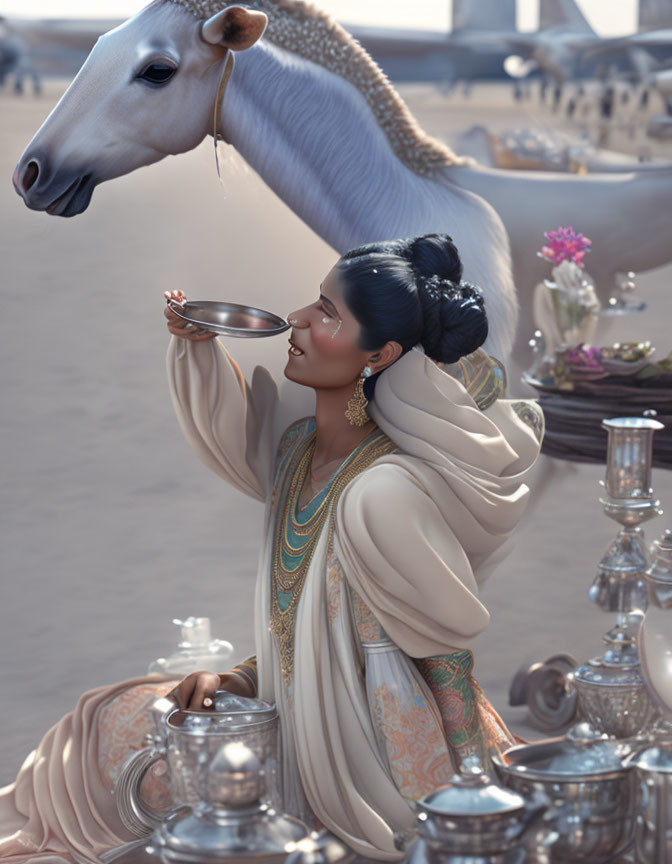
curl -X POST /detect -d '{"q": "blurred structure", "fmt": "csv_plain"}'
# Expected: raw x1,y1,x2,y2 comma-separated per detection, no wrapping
452,0,516,32
539,0,594,33
8,18,120,79
639,0,672,30
0,17,40,94
503,0,600,84
353,0,519,85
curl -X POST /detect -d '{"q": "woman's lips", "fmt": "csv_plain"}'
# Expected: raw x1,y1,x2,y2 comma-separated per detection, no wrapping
288,338,304,357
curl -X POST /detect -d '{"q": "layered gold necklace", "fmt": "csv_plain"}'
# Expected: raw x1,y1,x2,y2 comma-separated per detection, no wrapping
270,425,397,686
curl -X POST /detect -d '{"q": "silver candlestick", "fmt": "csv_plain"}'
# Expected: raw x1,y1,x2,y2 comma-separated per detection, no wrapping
570,417,664,739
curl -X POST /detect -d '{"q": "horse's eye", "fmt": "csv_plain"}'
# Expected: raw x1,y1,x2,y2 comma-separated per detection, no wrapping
137,64,177,86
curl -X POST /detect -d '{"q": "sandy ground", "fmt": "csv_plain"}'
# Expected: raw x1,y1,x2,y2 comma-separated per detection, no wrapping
1,78,672,788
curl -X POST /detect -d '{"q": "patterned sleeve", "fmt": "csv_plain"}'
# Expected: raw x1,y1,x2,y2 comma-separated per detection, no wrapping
346,575,516,777
415,655,518,765
339,568,455,801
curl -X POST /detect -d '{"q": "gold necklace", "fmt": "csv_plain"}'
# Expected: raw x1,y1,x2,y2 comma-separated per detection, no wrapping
270,426,397,685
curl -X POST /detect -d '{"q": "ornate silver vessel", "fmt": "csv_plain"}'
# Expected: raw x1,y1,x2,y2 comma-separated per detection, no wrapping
404,757,549,864
495,737,639,863
154,741,306,864
116,691,282,836
570,417,664,738
626,744,672,863
113,692,307,864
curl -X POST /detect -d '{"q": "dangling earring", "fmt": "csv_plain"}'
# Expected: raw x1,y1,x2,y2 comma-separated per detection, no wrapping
345,366,372,427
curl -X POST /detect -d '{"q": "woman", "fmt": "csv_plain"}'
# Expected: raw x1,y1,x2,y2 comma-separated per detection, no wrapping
0,234,541,864
164,233,543,859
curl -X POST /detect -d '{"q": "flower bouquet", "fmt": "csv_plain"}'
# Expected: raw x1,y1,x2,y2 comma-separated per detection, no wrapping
529,227,601,385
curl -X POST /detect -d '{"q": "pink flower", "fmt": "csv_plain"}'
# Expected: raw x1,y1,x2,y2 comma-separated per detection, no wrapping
561,343,608,380
538,226,592,268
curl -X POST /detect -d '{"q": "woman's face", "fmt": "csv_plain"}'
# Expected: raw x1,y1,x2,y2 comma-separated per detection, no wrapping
284,265,372,389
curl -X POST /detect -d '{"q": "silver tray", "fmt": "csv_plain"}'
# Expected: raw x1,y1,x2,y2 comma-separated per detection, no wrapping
167,300,290,338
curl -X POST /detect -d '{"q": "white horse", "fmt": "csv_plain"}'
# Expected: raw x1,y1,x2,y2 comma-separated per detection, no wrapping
13,0,672,364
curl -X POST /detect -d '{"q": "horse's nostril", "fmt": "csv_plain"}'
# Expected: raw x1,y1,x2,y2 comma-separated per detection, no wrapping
22,161,39,193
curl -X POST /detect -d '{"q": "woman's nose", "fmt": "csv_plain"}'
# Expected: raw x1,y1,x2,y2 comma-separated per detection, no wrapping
287,312,309,328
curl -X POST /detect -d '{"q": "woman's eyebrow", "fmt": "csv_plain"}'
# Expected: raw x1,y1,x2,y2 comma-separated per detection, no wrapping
320,294,340,318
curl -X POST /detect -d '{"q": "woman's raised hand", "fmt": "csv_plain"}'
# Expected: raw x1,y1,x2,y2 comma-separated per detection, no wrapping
164,289,217,341
168,670,255,710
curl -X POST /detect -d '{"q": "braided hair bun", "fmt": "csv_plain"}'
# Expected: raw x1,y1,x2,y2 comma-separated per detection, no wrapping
402,234,488,364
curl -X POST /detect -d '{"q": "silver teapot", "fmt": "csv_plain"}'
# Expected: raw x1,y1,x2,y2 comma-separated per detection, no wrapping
404,758,549,864
116,691,282,836
153,740,307,864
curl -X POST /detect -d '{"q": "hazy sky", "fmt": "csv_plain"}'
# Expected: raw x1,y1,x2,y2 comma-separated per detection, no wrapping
0,0,639,36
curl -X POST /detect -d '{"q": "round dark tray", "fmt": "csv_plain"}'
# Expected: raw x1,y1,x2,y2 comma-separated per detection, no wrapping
528,380,672,470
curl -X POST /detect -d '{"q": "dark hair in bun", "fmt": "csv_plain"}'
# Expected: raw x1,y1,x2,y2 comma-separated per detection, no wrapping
338,233,488,397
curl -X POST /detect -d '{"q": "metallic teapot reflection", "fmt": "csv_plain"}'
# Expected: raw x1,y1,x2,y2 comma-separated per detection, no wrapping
115,690,282,837
404,757,549,864
154,740,306,864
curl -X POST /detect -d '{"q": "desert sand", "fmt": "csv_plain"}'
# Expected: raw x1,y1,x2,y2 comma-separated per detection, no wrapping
1,77,671,787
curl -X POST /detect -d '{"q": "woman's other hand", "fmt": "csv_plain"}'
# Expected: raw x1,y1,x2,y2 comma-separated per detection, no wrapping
168,669,255,710
164,289,217,341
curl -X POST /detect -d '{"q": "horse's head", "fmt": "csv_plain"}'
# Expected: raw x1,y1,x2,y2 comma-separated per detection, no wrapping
13,2,267,216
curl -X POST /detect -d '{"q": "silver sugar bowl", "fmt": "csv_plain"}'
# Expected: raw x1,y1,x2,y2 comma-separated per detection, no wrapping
404,758,549,864
116,691,282,836
494,736,639,862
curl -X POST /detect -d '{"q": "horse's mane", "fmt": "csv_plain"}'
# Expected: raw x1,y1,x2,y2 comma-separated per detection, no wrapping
161,0,464,176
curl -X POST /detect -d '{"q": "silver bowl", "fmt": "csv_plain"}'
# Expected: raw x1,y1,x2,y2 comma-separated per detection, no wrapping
168,300,289,338
494,738,640,862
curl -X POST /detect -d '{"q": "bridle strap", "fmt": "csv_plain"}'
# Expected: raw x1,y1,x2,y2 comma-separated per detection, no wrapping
213,48,235,176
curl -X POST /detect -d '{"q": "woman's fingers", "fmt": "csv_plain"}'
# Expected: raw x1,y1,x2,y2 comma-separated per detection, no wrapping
164,311,188,328
164,293,216,341
188,673,220,710
167,323,217,341
164,289,187,303
168,678,195,710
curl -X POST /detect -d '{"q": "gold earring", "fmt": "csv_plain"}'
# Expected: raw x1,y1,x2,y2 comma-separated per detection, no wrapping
345,366,372,427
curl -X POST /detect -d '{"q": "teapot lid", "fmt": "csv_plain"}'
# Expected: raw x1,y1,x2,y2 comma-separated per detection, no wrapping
420,759,527,817
167,691,277,734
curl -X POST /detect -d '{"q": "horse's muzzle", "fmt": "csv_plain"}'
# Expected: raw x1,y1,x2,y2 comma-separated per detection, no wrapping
13,155,96,217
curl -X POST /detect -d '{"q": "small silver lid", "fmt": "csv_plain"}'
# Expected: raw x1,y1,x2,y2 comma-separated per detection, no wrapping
420,771,527,817
629,745,672,774
572,662,645,686
167,692,277,734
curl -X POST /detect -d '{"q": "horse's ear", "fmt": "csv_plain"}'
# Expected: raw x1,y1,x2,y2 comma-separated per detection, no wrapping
201,5,268,51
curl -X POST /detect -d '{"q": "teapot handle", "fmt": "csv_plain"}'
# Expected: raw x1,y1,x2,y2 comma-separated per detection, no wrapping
115,739,170,837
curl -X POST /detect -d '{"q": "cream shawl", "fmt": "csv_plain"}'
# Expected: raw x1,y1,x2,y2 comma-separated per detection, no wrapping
252,347,542,859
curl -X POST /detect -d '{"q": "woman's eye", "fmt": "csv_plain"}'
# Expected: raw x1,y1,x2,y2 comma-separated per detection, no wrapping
137,64,177,86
